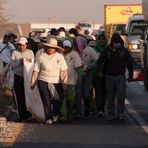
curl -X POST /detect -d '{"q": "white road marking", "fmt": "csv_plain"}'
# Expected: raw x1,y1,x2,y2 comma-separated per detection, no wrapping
125,99,148,133
137,81,144,86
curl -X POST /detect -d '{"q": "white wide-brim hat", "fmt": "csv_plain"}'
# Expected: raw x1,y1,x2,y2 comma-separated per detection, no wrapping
41,37,64,52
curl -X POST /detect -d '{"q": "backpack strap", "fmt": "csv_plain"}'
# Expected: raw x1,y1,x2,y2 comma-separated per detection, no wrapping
0,43,9,55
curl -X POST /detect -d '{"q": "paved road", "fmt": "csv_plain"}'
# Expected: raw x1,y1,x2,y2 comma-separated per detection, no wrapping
9,116,148,148
1,81,148,148
126,81,148,124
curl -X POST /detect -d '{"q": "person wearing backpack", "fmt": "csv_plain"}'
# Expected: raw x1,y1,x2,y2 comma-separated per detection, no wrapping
0,33,15,67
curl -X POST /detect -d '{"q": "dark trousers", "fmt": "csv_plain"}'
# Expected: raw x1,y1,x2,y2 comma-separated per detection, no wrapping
82,73,93,114
38,80,64,120
94,75,106,112
13,74,28,120
75,83,83,115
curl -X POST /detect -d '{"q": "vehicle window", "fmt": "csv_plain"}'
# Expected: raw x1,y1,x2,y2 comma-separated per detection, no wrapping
112,24,125,35
130,25,146,35
129,20,146,32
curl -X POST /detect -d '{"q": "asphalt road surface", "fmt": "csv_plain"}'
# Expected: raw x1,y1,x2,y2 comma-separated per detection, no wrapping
1,81,148,148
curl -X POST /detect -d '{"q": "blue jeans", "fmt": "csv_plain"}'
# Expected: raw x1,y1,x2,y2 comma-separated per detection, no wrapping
105,74,126,116
75,73,93,115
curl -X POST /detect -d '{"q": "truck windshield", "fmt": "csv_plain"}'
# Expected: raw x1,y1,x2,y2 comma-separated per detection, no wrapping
130,25,146,35
113,24,125,35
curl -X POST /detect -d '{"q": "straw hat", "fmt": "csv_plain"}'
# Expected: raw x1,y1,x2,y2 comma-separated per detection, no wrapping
41,37,64,52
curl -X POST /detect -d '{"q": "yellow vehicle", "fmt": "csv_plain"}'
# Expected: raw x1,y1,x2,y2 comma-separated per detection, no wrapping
104,4,142,39
109,23,126,40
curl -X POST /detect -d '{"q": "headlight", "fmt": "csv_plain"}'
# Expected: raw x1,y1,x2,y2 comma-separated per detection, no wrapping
128,43,138,50
132,44,138,49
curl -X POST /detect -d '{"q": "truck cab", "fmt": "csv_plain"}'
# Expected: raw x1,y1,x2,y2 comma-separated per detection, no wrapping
126,23,147,68
125,14,145,35
123,14,146,68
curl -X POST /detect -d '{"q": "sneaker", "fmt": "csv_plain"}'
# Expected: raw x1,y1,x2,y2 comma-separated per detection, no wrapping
105,116,115,121
98,111,104,118
119,114,125,121
46,119,53,125
53,115,59,122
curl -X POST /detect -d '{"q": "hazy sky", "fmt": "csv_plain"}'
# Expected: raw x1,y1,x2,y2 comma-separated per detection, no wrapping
5,0,142,23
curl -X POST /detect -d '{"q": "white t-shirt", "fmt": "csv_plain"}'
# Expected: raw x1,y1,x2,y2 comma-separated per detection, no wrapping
65,50,82,85
0,42,15,64
34,52,68,83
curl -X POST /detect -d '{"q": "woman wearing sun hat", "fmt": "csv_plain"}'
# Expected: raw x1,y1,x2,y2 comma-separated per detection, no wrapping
31,36,68,124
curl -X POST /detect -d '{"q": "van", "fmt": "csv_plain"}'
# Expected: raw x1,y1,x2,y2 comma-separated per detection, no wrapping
125,14,146,35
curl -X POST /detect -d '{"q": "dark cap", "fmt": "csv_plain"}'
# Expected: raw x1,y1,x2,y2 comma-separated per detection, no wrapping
4,32,17,39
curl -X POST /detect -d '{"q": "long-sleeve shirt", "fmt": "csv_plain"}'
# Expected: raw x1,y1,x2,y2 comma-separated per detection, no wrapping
11,49,34,77
64,50,83,85
82,46,98,73
0,42,15,64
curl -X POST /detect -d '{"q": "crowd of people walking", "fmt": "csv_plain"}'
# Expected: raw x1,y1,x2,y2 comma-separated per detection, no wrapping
0,26,133,124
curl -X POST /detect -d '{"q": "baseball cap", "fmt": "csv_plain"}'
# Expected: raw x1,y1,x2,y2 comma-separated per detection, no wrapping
63,40,72,48
18,37,28,45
